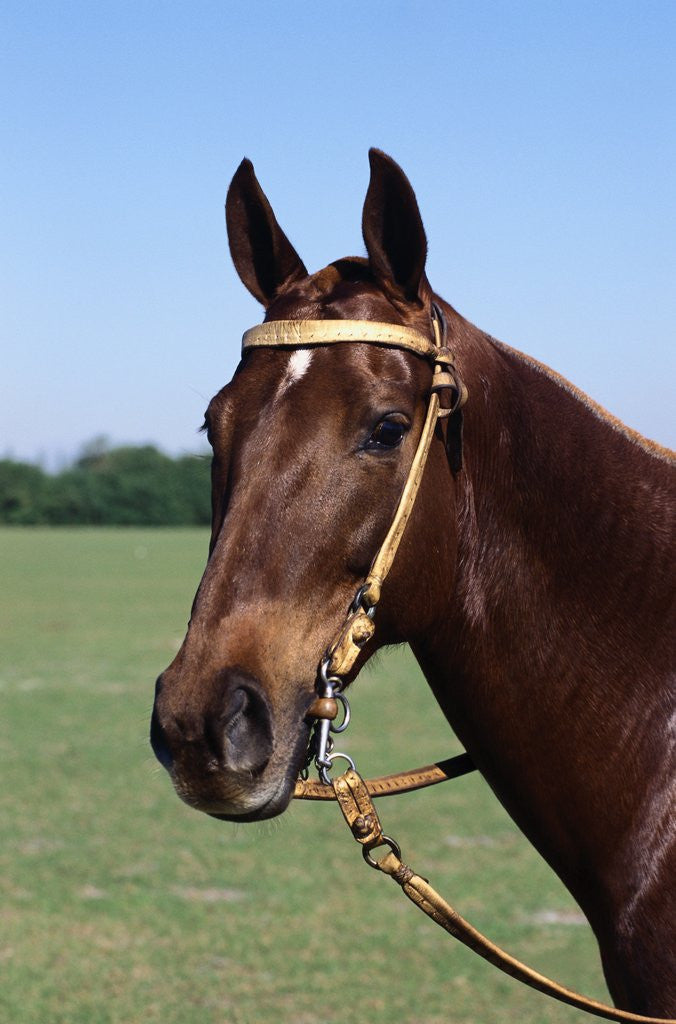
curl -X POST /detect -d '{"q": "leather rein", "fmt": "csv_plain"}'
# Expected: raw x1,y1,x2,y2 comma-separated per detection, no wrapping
241,309,675,1024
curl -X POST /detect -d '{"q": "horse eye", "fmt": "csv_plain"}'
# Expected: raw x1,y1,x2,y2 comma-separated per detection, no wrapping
366,417,408,451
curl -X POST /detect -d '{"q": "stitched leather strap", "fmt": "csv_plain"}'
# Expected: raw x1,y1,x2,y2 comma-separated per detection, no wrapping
323,307,457,664
331,770,676,1024
242,319,437,359
324,608,375,678
293,752,476,800
379,852,676,1024
359,390,441,609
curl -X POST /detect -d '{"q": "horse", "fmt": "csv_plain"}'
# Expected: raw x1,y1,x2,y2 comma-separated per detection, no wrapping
150,149,675,1017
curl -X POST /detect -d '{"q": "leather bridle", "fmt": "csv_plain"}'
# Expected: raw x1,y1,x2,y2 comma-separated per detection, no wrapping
243,302,465,718
240,309,675,1024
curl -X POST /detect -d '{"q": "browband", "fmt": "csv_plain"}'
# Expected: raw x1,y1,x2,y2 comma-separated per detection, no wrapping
242,319,437,360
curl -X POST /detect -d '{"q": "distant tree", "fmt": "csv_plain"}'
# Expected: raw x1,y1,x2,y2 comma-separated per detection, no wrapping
0,443,211,526
172,454,212,525
0,460,49,524
74,434,112,469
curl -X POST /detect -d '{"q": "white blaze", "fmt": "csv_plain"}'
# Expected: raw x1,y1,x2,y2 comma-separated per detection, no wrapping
288,349,313,383
276,350,313,398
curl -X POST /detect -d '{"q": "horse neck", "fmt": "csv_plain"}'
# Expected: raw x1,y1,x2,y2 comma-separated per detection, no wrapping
456,334,673,671
417,320,675,902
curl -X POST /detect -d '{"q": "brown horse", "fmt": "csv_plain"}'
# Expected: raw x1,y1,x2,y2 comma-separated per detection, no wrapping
151,150,675,1016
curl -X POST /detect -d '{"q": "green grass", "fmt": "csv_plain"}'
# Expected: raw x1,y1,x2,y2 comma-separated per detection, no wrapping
0,527,609,1024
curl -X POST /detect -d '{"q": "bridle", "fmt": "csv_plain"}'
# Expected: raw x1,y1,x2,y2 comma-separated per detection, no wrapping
243,302,466,746
240,308,675,1024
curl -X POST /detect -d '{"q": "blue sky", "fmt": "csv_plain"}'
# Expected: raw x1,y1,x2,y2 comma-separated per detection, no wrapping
2,0,674,465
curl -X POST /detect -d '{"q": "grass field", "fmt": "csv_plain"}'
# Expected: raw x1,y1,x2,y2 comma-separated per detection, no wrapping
1,527,611,1024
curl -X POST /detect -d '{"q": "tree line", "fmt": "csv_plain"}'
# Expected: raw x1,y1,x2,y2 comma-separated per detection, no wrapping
0,440,211,525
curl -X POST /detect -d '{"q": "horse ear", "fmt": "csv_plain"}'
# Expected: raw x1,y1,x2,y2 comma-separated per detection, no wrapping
225,158,307,308
362,149,428,303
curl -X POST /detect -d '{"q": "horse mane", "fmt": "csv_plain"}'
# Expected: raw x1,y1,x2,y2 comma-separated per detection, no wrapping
489,336,675,465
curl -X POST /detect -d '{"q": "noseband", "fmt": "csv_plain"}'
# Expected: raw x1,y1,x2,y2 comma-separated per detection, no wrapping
240,310,674,1024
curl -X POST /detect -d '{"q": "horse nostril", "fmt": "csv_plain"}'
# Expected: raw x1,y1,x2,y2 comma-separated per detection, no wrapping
150,669,274,777
150,706,174,770
220,687,248,728
215,678,273,775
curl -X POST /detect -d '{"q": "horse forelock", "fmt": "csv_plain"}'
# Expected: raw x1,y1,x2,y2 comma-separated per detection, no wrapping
267,257,373,311
266,257,436,336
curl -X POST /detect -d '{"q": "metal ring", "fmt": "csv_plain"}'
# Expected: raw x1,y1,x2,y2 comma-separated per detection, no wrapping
329,692,351,734
362,836,402,869
431,301,447,346
319,658,343,694
326,751,356,774
327,750,355,770
350,584,376,619
317,748,355,786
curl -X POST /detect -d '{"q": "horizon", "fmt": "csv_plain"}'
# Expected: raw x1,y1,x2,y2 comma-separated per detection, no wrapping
1,434,209,473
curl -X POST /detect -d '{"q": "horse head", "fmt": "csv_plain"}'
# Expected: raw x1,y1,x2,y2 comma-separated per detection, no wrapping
150,151,676,1017
150,151,460,820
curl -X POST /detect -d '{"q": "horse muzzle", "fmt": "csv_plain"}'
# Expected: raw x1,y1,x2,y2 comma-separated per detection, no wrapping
150,667,309,820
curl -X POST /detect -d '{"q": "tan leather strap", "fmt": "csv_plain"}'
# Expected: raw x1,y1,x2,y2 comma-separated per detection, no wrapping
332,769,676,1024
293,752,475,800
242,319,437,359
359,390,441,609
379,854,676,1024
323,307,460,671
324,608,375,678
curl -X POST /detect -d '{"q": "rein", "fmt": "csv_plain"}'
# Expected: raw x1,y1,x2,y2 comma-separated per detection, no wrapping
240,310,675,1024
